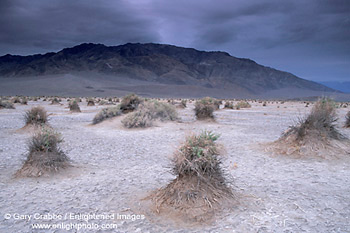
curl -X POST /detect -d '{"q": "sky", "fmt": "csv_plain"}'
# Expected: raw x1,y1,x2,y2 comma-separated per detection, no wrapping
0,0,349,82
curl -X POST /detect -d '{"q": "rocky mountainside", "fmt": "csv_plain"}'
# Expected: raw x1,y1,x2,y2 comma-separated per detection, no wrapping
0,43,336,96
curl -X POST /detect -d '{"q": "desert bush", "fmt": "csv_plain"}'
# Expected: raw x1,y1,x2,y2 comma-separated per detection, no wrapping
24,106,48,126
16,127,69,177
272,98,346,157
51,97,60,105
21,97,28,105
224,101,234,109
92,106,122,124
150,131,233,220
119,94,143,113
285,98,342,141
345,111,350,128
98,100,107,105
69,99,81,112
12,96,21,103
0,100,15,109
180,99,187,108
262,102,267,106
235,101,251,109
194,97,219,120
122,101,178,128
87,98,95,106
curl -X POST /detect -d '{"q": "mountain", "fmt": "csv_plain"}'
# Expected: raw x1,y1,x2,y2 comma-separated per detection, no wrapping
0,43,341,99
320,81,350,93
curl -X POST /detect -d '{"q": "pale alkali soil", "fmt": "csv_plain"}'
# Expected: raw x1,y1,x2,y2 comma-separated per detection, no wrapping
0,100,349,232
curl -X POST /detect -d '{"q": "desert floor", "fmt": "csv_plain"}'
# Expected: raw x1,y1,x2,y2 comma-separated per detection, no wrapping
0,99,349,232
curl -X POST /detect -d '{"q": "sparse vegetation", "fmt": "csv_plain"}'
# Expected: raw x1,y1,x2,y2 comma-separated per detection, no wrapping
51,97,60,105
16,127,69,177
119,93,143,113
0,99,15,109
24,106,48,126
224,101,234,109
150,131,233,220
122,101,178,128
272,98,346,157
235,101,251,109
345,111,350,128
92,106,122,124
69,99,81,112
87,98,95,106
194,97,219,120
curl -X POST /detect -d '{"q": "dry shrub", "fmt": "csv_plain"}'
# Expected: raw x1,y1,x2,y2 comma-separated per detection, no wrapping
92,106,122,124
122,101,178,128
51,97,60,105
21,97,28,105
0,100,15,109
194,97,219,120
87,99,95,106
16,127,69,177
69,99,81,112
270,98,347,158
24,106,48,126
235,101,251,109
149,131,233,221
345,111,350,128
12,96,21,103
119,93,143,113
224,101,234,109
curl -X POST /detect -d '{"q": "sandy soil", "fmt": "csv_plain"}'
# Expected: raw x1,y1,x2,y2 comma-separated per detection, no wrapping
0,100,349,232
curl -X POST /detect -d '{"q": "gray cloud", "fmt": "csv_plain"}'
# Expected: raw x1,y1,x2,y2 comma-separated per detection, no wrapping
0,0,349,81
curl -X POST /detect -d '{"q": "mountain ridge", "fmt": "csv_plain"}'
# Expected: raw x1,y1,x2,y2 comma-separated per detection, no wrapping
0,42,338,98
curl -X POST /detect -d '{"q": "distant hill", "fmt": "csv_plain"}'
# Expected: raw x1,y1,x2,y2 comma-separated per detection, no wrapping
0,43,341,99
320,81,350,93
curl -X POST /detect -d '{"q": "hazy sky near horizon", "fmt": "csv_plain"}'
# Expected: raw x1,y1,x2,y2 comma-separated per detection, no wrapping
0,0,349,82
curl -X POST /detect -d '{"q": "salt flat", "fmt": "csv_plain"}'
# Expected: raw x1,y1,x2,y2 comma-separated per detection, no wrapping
0,99,349,232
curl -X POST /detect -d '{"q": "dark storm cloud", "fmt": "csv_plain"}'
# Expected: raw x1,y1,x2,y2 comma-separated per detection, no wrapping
0,0,349,81
0,0,159,54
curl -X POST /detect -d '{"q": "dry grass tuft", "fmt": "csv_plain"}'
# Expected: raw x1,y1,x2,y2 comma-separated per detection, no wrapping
51,97,60,105
194,97,219,120
149,131,233,221
15,127,69,177
69,99,81,112
270,98,348,158
345,111,350,128
92,106,122,124
122,101,178,128
87,98,95,106
0,99,15,109
24,106,48,126
119,93,143,113
224,101,234,109
235,101,251,109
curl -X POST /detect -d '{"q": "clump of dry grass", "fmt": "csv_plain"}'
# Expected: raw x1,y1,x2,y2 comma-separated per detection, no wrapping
149,131,233,221
122,101,178,128
194,97,219,120
119,93,143,113
235,101,251,109
92,106,122,124
270,98,347,158
51,97,60,105
345,111,350,128
20,97,28,105
24,106,48,126
224,101,234,109
69,99,81,112
87,98,95,106
12,96,21,103
15,127,69,177
0,99,15,109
